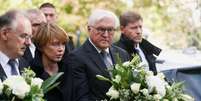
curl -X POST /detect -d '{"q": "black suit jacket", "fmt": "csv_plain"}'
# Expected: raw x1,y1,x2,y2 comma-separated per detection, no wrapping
115,35,162,74
23,47,34,64
0,57,29,81
64,39,129,101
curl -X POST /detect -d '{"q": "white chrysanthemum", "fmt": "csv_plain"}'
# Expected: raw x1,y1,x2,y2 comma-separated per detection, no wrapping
122,61,130,67
179,94,194,101
146,76,166,97
130,83,141,94
31,78,43,88
113,75,121,84
106,86,119,99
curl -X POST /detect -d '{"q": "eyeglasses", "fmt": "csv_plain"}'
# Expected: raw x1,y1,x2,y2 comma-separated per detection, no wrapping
90,26,116,35
18,34,32,40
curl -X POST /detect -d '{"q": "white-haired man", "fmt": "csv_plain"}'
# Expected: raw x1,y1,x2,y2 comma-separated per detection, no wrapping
0,10,32,81
63,9,129,101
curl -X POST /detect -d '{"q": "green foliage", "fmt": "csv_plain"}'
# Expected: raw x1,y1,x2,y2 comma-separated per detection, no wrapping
0,0,200,48
41,72,63,94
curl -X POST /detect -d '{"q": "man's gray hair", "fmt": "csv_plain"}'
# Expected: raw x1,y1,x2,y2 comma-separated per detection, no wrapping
88,9,119,28
24,9,45,20
0,10,26,30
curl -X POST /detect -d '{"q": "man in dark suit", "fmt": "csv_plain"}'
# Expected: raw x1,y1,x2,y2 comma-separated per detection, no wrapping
22,9,47,64
115,11,161,74
63,9,129,101
0,10,32,81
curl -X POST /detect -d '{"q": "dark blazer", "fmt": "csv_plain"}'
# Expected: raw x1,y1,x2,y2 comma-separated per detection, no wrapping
64,39,129,101
115,35,162,74
0,57,29,81
30,51,72,101
23,47,34,64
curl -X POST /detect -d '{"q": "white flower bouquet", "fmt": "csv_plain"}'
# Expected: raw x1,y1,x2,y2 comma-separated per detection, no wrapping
0,68,63,101
97,55,194,101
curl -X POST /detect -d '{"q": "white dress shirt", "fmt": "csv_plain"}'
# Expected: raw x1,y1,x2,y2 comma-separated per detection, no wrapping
29,42,36,58
0,51,20,77
136,45,149,71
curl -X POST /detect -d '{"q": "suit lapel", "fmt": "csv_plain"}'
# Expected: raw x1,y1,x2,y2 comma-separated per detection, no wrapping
84,40,110,77
18,57,29,74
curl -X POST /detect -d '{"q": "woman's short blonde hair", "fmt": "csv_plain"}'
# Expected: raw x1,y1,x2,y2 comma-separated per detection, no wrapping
33,22,68,48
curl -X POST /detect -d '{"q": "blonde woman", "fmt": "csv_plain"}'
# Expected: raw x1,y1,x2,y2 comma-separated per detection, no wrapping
31,23,72,101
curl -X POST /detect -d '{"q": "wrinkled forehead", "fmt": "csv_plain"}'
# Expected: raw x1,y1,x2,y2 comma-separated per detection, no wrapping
94,17,115,27
14,16,32,35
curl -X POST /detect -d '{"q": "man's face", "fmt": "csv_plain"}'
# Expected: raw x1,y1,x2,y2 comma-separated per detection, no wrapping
89,17,115,50
6,17,32,58
40,7,57,23
29,13,46,36
121,20,143,44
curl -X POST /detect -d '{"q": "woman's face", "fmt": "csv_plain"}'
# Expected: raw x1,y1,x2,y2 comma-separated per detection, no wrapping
42,38,65,62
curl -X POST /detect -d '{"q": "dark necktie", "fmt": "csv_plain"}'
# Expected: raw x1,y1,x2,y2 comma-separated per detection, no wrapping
100,51,113,68
8,59,18,75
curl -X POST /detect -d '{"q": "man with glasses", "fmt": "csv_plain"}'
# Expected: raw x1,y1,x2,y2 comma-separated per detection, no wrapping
115,11,161,74
0,10,32,81
64,9,129,101
23,9,47,64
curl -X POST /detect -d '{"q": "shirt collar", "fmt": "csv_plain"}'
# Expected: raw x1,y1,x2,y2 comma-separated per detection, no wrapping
88,38,109,54
0,51,19,67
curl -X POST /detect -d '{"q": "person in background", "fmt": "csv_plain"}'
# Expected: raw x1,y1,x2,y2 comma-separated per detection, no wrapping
115,11,161,74
39,2,75,52
31,23,72,101
0,10,32,81
23,9,47,64
64,9,129,101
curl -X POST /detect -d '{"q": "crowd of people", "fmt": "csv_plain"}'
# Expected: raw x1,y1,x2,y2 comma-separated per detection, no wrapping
0,2,161,101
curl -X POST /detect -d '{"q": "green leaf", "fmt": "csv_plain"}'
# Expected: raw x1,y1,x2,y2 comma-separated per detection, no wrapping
41,72,63,94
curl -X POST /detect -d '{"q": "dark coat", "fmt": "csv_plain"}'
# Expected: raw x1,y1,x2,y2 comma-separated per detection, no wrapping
115,35,162,74
64,39,129,101
30,50,72,101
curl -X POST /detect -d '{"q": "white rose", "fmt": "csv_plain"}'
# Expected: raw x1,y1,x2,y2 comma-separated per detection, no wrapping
140,88,149,96
146,71,154,76
180,94,194,101
0,80,3,94
122,61,130,67
3,76,20,88
146,76,166,97
106,86,119,99
173,98,178,101
3,76,30,99
130,83,141,94
163,99,169,101
153,94,162,100
113,75,121,84
31,78,43,88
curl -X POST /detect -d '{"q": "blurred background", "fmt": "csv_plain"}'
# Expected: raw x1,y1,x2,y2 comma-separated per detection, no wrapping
0,0,200,51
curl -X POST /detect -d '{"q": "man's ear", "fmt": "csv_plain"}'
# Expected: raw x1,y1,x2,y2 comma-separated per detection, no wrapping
0,27,9,40
120,26,125,33
87,26,91,31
